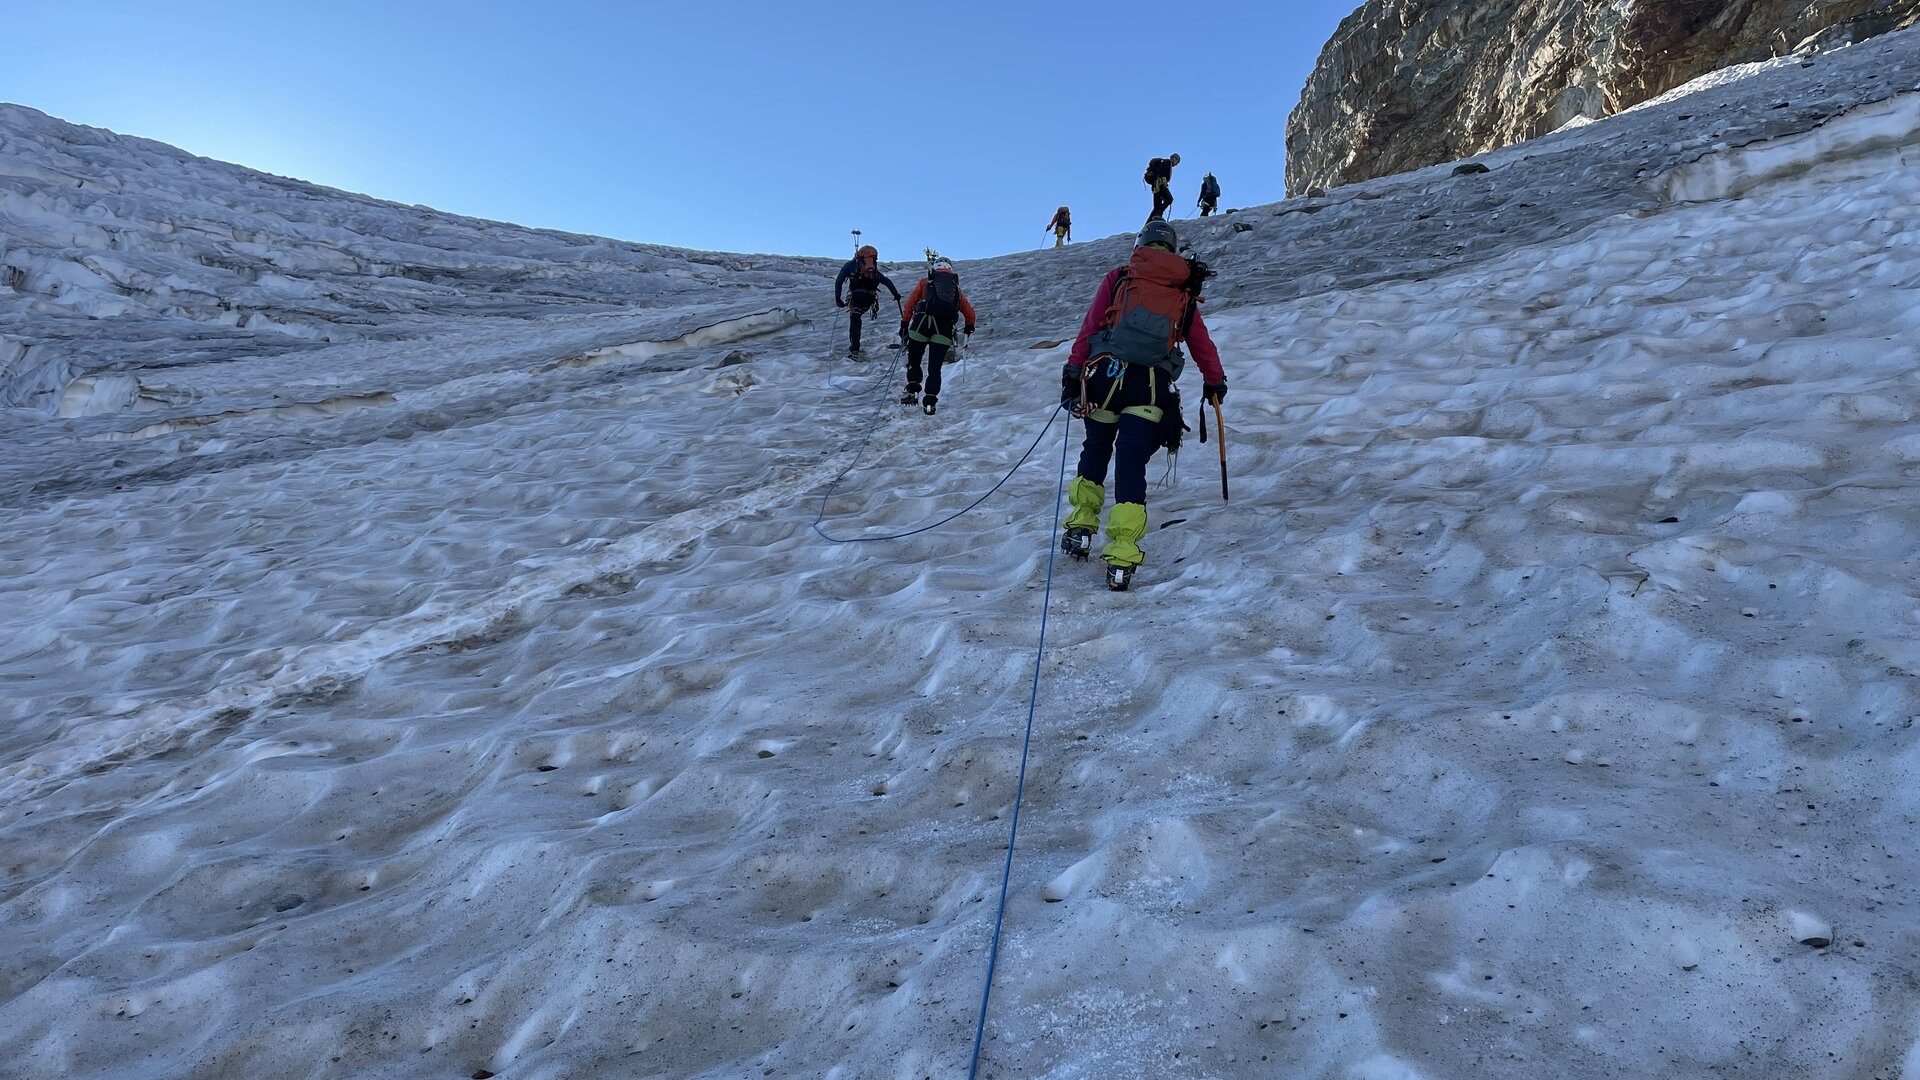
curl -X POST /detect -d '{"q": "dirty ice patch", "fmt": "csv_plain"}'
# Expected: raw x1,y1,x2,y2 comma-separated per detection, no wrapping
1661,91,1920,202
52,373,148,418
62,308,801,442
75,392,399,442
543,307,800,371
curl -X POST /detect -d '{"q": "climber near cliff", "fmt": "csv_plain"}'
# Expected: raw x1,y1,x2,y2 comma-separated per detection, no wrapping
1144,153,1179,222
1059,219,1225,591
1046,206,1073,247
1197,172,1221,216
833,245,903,359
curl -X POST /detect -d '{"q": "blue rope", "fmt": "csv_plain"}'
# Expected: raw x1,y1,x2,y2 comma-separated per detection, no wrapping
802,349,1078,1073
810,402,1065,544
826,313,906,396
967,412,1072,1080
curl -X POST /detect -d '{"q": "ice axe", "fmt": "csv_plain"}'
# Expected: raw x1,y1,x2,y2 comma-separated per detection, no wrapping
1212,399,1229,501
1199,396,1228,501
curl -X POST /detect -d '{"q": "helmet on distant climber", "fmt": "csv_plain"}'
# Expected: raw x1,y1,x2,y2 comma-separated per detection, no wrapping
932,258,954,273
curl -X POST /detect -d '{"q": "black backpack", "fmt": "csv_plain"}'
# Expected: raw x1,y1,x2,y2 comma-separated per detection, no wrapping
1201,174,1220,201
923,272,961,322
1145,158,1171,184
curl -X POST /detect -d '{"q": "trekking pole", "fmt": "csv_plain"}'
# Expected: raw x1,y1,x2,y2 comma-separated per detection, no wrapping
852,228,861,255
1211,399,1229,502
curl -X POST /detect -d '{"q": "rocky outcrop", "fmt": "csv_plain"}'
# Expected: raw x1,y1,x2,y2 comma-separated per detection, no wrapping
1286,0,1920,193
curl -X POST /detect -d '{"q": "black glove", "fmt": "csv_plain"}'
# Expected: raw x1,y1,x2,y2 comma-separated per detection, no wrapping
1203,382,1228,405
835,297,847,308
1061,363,1082,408
964,324,975,336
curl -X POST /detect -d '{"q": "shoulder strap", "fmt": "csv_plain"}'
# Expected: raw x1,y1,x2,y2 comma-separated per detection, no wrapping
1102,269,1132,328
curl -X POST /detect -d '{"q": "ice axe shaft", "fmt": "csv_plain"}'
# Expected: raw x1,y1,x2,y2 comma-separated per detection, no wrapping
1212,399,1228,502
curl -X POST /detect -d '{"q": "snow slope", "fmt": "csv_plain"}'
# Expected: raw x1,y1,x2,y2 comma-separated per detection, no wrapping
5,28,1920,1080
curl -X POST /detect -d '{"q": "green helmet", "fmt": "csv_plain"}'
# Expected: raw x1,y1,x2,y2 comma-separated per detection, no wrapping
1137,220,1178,251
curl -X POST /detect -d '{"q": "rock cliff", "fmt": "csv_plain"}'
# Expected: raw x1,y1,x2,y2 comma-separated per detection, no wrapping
1287,0,1920,193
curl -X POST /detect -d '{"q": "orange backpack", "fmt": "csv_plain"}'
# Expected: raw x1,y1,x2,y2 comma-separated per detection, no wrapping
1092,246,1200,377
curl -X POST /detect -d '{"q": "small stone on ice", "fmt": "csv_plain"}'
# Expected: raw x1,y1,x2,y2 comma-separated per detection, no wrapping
271,893,305,912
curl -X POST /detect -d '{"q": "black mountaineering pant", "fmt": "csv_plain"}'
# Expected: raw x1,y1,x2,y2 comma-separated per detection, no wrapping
1150,182,1174,222
905,339,952,400
847,292,878,351
1076,361,1170,505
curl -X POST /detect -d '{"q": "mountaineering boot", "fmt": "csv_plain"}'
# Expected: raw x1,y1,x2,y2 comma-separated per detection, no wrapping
847,346,860,360
901,391,919,405
1061,527,1093,560
1065,476,1105,533
1106,563,1135,591
1101,502,1148,570
922,395,937,416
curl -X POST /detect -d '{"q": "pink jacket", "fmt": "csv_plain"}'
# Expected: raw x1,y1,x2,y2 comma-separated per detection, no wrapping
1068,266,1224,383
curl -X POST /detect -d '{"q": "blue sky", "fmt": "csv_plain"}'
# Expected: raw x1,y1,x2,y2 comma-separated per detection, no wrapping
8,1,1358,261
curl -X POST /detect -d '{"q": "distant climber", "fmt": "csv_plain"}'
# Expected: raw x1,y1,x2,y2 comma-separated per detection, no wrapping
1058,220,1224,591
899,258,977,416
1144,153,1179,221
1045,206,1073,247
1197,173,1220,216
834,245,902,359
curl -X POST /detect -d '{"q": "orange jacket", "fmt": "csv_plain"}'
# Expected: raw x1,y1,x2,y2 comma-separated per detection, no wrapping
900,272,977,327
